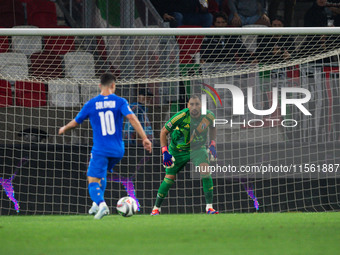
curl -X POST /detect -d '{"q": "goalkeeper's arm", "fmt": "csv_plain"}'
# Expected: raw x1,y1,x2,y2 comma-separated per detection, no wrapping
160,127,175,168
160,126,169,148
208,126,217,160
209,126,216,142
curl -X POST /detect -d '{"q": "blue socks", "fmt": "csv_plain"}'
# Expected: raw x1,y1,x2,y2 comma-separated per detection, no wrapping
89,177,107,206
100,177,107,193
88,182,104,205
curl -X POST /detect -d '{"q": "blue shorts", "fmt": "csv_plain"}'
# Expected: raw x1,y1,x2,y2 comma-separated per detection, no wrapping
87,153,122,179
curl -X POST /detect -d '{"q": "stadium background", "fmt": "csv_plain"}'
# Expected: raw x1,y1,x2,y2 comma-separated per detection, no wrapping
0,0,339,216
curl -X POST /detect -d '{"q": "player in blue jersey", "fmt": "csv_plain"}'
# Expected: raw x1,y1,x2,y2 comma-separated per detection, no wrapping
58,73,152,219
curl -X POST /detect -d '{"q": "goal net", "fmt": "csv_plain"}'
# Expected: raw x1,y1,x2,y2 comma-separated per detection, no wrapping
0,27,339,215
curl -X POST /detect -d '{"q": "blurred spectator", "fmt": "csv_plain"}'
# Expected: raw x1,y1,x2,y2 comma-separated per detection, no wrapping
208,0,220,16
200,12,254,63
123,88,154,146
228,0,270,27
326,1,340,26
255,16,296,64
304,0,328,27
214,0,224,7
301,0,337,63
151,0,213,27
268,0,296,27
298,33,336,63
220,0,231,16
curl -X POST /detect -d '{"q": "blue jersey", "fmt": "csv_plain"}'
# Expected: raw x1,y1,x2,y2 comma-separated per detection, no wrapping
75,94,133,158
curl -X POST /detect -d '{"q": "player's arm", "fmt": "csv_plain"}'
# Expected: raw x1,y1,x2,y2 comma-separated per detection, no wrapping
58,119,79,135
126,114,152,153
59,101,89,135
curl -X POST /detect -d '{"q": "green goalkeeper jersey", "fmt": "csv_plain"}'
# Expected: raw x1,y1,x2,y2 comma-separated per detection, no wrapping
164,108,215,151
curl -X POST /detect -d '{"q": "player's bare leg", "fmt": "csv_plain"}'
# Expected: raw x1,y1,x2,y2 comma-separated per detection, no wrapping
151,174,176,215
199,163,219,214
88,176,109,219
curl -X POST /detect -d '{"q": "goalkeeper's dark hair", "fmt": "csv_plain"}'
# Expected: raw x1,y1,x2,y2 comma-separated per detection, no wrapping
190,94,201,102
100,73,116,86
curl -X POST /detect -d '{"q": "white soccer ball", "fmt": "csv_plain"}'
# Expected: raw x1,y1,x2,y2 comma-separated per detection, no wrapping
116,196,138,217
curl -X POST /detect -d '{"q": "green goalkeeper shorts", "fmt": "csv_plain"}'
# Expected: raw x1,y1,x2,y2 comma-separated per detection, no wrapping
165,147,209,175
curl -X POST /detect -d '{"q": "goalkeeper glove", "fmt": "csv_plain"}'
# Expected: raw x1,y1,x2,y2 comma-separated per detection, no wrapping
209,140,217,161
162,146,175,168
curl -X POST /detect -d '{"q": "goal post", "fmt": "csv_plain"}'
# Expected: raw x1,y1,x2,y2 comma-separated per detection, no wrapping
0,27,339,215
1,27,340,83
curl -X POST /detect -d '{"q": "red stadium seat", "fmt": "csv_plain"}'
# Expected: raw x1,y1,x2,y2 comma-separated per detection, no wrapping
0,80,13,107
44,27,75,55
176,26,204,64
15,81,47,107
96,36,108,61
0,0,25,28
44,35,75,55
0,35,10,53
286,65,300,81
26,0,58,28
30,51,63,79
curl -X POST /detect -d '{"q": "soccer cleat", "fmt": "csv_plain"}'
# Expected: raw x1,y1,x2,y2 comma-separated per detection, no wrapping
206,208,219,214
150,208,160,215
94,203,110,219
88,202,99,215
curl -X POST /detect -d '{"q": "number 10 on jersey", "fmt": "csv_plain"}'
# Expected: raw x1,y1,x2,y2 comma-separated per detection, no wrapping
99,111,116,136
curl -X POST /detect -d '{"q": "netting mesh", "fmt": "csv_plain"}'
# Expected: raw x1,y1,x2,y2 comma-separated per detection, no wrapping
0,28,339,215
1,29,340,84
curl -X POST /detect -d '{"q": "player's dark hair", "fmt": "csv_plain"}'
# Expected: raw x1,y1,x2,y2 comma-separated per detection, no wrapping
213,12,228,24
100,73,116,86
190,94,201,102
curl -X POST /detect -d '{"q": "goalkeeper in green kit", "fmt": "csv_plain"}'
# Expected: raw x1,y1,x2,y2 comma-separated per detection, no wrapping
151,95,219,215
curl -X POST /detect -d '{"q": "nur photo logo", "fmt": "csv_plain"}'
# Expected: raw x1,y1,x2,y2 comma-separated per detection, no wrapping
201,84,312,128
201,83,223,115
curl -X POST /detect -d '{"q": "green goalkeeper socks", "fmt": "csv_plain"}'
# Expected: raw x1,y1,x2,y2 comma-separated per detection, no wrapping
154,176,212,208
202,175,213,204
155,177,174,208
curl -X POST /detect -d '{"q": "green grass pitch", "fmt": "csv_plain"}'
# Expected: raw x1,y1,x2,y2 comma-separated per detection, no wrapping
0,212,339,255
